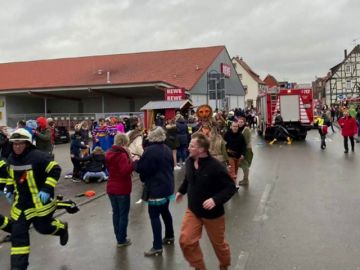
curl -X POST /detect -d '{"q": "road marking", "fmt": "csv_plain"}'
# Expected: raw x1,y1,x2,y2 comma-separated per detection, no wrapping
253,184,273,222
234,251,249,270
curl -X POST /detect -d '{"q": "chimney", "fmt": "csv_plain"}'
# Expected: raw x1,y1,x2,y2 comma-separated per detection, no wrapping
344,49,347,58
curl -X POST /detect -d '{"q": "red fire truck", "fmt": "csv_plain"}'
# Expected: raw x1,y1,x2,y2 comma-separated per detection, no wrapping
256,87,314,140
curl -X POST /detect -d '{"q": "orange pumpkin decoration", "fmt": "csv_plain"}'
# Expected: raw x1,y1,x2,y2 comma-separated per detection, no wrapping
196,104,213,121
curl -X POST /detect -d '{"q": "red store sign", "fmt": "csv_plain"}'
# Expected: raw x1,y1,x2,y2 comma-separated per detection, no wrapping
164,88,185,101
221,63,231,78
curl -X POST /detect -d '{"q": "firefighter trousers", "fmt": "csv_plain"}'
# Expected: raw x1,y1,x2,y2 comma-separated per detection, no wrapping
11,212,66,270
0,214,12,233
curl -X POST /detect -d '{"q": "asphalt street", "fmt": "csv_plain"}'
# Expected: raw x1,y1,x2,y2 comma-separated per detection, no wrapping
1,127,360,269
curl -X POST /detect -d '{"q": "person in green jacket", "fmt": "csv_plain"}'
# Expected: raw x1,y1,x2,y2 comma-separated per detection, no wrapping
34,116,53,157
238,117,254,185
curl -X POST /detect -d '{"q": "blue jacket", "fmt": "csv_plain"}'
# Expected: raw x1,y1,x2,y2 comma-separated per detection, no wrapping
70,134,87,157
176,119,189,146
134,142,174,199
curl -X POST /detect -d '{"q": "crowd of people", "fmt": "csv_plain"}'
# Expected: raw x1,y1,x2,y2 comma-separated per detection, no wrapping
1,102,360,269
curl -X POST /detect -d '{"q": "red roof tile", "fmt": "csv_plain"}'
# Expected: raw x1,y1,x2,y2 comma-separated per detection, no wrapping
0,46,225,92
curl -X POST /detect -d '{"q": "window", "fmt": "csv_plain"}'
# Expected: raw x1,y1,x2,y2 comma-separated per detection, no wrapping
346,80,352,90
345,64,352,73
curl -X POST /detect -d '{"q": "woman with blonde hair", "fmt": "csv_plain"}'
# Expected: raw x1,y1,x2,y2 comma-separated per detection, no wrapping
105,133,135,247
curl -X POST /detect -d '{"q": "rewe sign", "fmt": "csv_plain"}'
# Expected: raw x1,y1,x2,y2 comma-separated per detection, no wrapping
165,88,185,101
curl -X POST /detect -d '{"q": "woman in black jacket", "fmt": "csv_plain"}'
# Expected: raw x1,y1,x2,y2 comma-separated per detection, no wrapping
134,127,175,257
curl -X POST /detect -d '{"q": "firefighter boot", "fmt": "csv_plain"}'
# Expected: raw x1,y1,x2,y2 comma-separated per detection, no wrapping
60,222,69,246
269,138,277,145
287,137,292,145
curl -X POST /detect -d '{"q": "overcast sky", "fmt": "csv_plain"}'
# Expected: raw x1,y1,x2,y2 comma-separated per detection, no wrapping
1,0,359,83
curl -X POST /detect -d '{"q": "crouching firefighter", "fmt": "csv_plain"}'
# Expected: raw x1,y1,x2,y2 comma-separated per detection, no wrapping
5,128,69,270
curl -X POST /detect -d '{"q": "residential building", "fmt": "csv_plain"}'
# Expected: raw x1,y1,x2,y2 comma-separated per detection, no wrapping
324,45,360,105
232,56,266,108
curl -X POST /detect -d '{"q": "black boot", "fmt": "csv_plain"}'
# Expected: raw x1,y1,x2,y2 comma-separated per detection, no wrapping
60,222,69,246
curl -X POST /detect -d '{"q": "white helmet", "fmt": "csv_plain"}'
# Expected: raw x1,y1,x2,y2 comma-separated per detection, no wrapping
9,128,32,143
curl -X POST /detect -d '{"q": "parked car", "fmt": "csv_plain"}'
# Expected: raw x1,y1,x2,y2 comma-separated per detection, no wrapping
55,126,70,144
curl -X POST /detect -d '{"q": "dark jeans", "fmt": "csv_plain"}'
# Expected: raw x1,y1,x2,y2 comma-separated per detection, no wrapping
108,194,130,244
71,157,81,178
177,145,188,163
343,136,355,151
148,200,174,250
318,128,326,148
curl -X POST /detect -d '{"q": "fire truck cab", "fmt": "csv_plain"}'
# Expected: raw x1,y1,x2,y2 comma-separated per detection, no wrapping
257,87,314,140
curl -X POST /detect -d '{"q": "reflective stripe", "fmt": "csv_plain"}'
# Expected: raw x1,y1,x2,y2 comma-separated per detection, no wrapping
0,216,9,229
45,161,58,174
24,200,56,220
10,206,21,221
0,177,9,184
45,177,58,188
6,169,15,186
0,160,5,167
56,202,72,207
26,171,42,209
10,164,32,171
11,246,30,255
51,218,65,234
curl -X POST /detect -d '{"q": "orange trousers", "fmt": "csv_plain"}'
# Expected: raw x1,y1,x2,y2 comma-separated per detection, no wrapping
228,157,240,182
179,209,231,269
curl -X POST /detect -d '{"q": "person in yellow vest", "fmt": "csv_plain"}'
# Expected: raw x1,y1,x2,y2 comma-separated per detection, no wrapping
314,113,328,150
4,128,68,270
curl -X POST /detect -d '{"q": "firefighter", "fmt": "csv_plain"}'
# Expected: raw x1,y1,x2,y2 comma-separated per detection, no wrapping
4,128,69,270
269,110,292,145
0,158,12,234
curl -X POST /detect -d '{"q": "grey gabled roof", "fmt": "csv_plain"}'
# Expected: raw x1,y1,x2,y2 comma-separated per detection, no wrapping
140,100,192,110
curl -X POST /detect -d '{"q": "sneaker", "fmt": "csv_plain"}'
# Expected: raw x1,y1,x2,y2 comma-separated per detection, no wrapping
72,178,81,183
117,239,132,247
144,247,163,257
97,177,104,183
344,150,349,154
238,179,249,186
135,198,143,204
162,237,175,245
60,222,69,246
174,165,182,170
64,174,72,179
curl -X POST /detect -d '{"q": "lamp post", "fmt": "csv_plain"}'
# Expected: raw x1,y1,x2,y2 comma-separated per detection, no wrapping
207,70,225,110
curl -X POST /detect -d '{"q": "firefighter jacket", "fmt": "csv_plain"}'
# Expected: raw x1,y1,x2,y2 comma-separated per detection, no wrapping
5,146,61,221
0,158,9,191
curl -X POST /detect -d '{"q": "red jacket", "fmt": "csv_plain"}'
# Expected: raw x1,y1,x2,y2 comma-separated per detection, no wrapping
338,116,357,137
105,145,134,195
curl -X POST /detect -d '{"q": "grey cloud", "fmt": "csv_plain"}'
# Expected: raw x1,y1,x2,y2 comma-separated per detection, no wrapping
0,0,359,83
